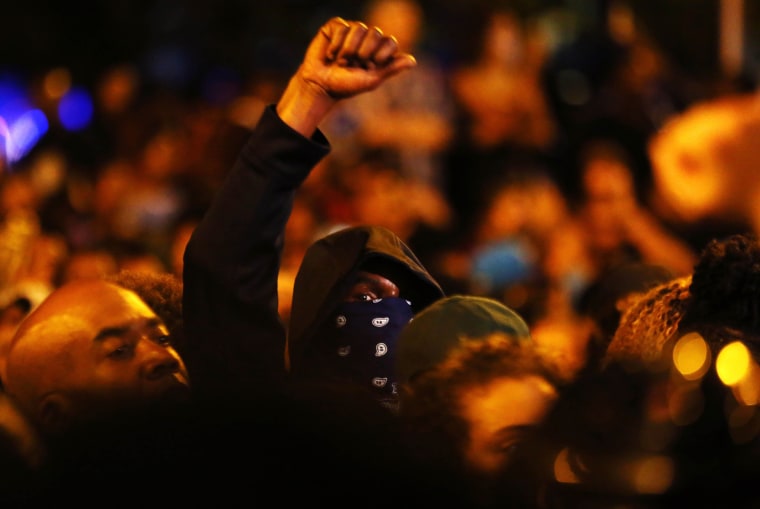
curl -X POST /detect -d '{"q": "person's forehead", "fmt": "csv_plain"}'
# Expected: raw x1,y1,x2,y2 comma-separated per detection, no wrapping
354,270,397,286
21,281,156,335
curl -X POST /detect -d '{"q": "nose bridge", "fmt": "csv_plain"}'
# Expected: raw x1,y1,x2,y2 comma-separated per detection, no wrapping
136,336,181,379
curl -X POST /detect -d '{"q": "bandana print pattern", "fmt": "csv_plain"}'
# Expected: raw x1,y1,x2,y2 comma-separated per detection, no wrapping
322,297,413,409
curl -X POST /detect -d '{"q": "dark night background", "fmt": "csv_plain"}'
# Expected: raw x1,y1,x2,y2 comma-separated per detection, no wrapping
3,0,758,93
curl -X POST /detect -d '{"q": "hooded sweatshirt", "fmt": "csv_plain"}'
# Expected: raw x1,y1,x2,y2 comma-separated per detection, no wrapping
183,105,444,408
287,225,445,399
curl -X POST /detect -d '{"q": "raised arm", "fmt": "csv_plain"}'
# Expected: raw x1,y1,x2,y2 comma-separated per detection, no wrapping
181,17,417,399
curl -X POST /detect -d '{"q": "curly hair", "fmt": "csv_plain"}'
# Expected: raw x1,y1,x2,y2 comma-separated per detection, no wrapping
604,275,692,367
398,333,565,478
682,233,760,335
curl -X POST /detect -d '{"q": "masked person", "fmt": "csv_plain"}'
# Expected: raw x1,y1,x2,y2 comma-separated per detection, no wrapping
2,17,442,505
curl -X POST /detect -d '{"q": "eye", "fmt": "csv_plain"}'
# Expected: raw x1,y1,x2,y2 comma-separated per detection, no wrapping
107,343,133,359
345,286,379,303
493,427,532,461
155,335,173,347
499,441,521,456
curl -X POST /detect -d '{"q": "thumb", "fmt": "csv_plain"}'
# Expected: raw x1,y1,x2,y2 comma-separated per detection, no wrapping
380,53,417,79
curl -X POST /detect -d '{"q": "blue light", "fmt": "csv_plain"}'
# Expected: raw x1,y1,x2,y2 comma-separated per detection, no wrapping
58,86,94,131
4,109,48,162
0,74,49,164
0,75,32,126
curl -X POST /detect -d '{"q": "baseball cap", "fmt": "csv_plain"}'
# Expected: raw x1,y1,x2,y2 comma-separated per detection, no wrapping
396,295,531,384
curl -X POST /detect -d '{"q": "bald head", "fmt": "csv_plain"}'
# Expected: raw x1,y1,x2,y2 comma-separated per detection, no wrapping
3,279,190,434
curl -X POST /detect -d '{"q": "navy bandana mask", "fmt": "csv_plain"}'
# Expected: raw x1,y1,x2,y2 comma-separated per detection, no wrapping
312,297,414,411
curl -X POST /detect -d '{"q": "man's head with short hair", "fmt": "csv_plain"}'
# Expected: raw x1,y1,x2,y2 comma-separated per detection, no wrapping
2,279,190,436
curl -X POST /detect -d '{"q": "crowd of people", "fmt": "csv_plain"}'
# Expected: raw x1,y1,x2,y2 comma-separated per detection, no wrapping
2,1,760,507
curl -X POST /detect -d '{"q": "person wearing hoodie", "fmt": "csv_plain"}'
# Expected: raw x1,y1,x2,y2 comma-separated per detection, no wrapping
0,17,448,505
286,225,444,410
182,16,443,414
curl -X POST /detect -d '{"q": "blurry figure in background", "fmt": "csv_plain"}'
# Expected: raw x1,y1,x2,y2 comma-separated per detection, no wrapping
0,233,67,385
107,125,188,251
438,164,592,378
445,7,557,234
343,154,453,244
466,170,541,303
0,170,66,352
574,137,696,279
57,247,118,284
592,3,702,155
648,92,760,246
450,8,556,153
321,0,455,190
526,172,599,379
0,171,43,292
89,63,143,164
395,295,565,507
111,239,167,275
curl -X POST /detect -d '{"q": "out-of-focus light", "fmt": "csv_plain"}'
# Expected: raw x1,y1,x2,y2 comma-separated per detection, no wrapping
673,332,710,381
0,75,33,126
0,73,50,164
43,67,72,100
632,455,674,494
731,356,760,406
2,109,48,163
553,448,581,484
58,86,93,131
717,341,750,386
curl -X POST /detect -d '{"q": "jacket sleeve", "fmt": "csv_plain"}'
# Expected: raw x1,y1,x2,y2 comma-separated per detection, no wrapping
182,105,330,400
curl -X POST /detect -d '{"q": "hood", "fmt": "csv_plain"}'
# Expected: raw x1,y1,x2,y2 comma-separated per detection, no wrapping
287,225,444,374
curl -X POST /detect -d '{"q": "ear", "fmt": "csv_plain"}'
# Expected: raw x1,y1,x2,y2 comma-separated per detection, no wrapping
37,393,74,434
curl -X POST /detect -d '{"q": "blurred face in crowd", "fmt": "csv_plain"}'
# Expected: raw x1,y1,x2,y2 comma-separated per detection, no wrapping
365,0,422,52
2,280,190,434
456,374,558,475
648,94,760,225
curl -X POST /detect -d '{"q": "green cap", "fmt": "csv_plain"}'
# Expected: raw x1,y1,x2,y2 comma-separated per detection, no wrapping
396,295,531,383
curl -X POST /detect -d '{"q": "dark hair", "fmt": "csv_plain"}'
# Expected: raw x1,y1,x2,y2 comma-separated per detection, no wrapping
681,233,760,336
399,333,565,480
105,270,185,356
